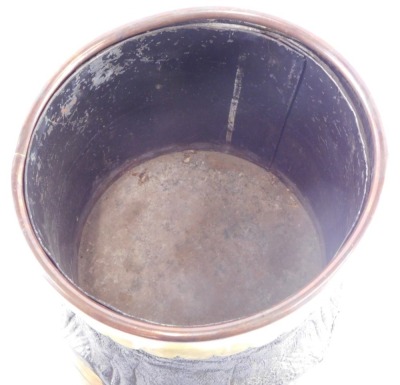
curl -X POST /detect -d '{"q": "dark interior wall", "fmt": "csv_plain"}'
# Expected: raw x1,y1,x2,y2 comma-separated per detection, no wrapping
24,22,369,281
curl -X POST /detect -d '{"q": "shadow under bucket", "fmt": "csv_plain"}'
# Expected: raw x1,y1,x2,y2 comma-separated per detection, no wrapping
14,9,385,385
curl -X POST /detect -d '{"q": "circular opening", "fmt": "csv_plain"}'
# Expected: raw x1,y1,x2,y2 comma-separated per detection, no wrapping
18,11,383,338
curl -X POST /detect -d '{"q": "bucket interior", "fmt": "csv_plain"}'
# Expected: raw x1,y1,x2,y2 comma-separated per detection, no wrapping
24,20,370,326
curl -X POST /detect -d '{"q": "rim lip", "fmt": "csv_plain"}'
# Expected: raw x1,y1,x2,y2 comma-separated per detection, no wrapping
12,7,386,343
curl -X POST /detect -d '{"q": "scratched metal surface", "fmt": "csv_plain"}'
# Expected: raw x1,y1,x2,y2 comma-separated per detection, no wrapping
13,11,381,385
24,23,305,279
4,3,398,385
78,150,325,325
24,22,367,285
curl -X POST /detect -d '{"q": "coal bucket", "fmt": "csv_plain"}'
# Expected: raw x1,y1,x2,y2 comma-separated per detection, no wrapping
12,8,386,385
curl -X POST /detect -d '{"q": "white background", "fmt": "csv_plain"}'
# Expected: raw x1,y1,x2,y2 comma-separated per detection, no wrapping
1,1,399,384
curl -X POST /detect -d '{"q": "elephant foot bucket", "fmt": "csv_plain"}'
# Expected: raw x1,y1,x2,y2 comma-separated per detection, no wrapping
12,8,385,385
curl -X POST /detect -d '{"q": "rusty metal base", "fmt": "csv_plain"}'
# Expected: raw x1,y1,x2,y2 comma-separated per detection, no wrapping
78,150,325,326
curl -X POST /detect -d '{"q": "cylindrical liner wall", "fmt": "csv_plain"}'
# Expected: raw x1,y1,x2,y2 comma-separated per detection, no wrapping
14,10,385,385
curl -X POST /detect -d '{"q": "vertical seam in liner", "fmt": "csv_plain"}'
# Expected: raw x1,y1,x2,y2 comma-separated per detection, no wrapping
269,58,307,167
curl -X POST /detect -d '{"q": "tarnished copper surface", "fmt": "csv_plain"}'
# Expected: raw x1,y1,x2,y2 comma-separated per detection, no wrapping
12,8,386,351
